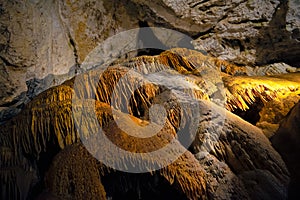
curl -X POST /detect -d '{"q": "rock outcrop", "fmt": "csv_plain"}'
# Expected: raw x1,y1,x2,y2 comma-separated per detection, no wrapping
134,0,300,66
192,100,289,199
0,0,137,122
223,72,300,137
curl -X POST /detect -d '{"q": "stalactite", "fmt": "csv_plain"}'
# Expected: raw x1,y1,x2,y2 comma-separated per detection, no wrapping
160,151,208,200
224,74,300,111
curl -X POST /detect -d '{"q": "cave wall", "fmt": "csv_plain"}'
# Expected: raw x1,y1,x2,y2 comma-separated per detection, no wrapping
0,0,299,123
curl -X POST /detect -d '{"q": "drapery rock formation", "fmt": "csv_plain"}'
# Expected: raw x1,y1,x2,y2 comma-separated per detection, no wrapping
224,72,300,137
0,48,293,199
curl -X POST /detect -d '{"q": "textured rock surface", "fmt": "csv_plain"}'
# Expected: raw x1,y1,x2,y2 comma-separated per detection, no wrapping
195,152,251,200
0,0,76,84
0,0,76,122
57,0,139,63
256,94,300,137
142,0,300,66
192,100,290,199
246,62,299,76
223,72,300,136
45,143,107,200
0,0,138,122
286,0,300,34
191,0,300,67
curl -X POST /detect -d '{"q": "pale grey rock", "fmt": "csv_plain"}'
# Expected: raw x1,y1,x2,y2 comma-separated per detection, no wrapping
192,0,280,65
246,62,298,76
0,0,138,121
286,0,300,35
0,0,75,76
57,0,121,63
0,0,76,120
0,58,27,106
131,0,300,67
192,100,290,199
195,152,250,200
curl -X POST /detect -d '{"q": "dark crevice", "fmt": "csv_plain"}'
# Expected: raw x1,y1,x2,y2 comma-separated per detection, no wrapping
26,140,61,200
222,38,245,51
232,98,264,125
67,33,80,74
0,94,24,108
191,27,215,40
268,0,288,28
217,13,228,23
228,18,269,25
0,55,20,68
0,25,10,53
291,28,300,40
198,4,225,12
188,0,210,9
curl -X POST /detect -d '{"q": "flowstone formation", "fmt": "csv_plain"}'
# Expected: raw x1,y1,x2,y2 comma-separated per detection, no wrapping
0,48,296,199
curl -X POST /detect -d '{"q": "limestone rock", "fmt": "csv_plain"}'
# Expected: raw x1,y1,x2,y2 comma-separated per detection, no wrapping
223,72,300,136
0,0,139,119
223,72,300,111
246,62,299,76
195,152,250,200
286,0,300,35
256,94,300,137
190,0,300,67
0,59,27,105
191,100,290,199
239,170,289,200
57,0,138,64
0,0,76,120
0,48,293,199
0,0,76,76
